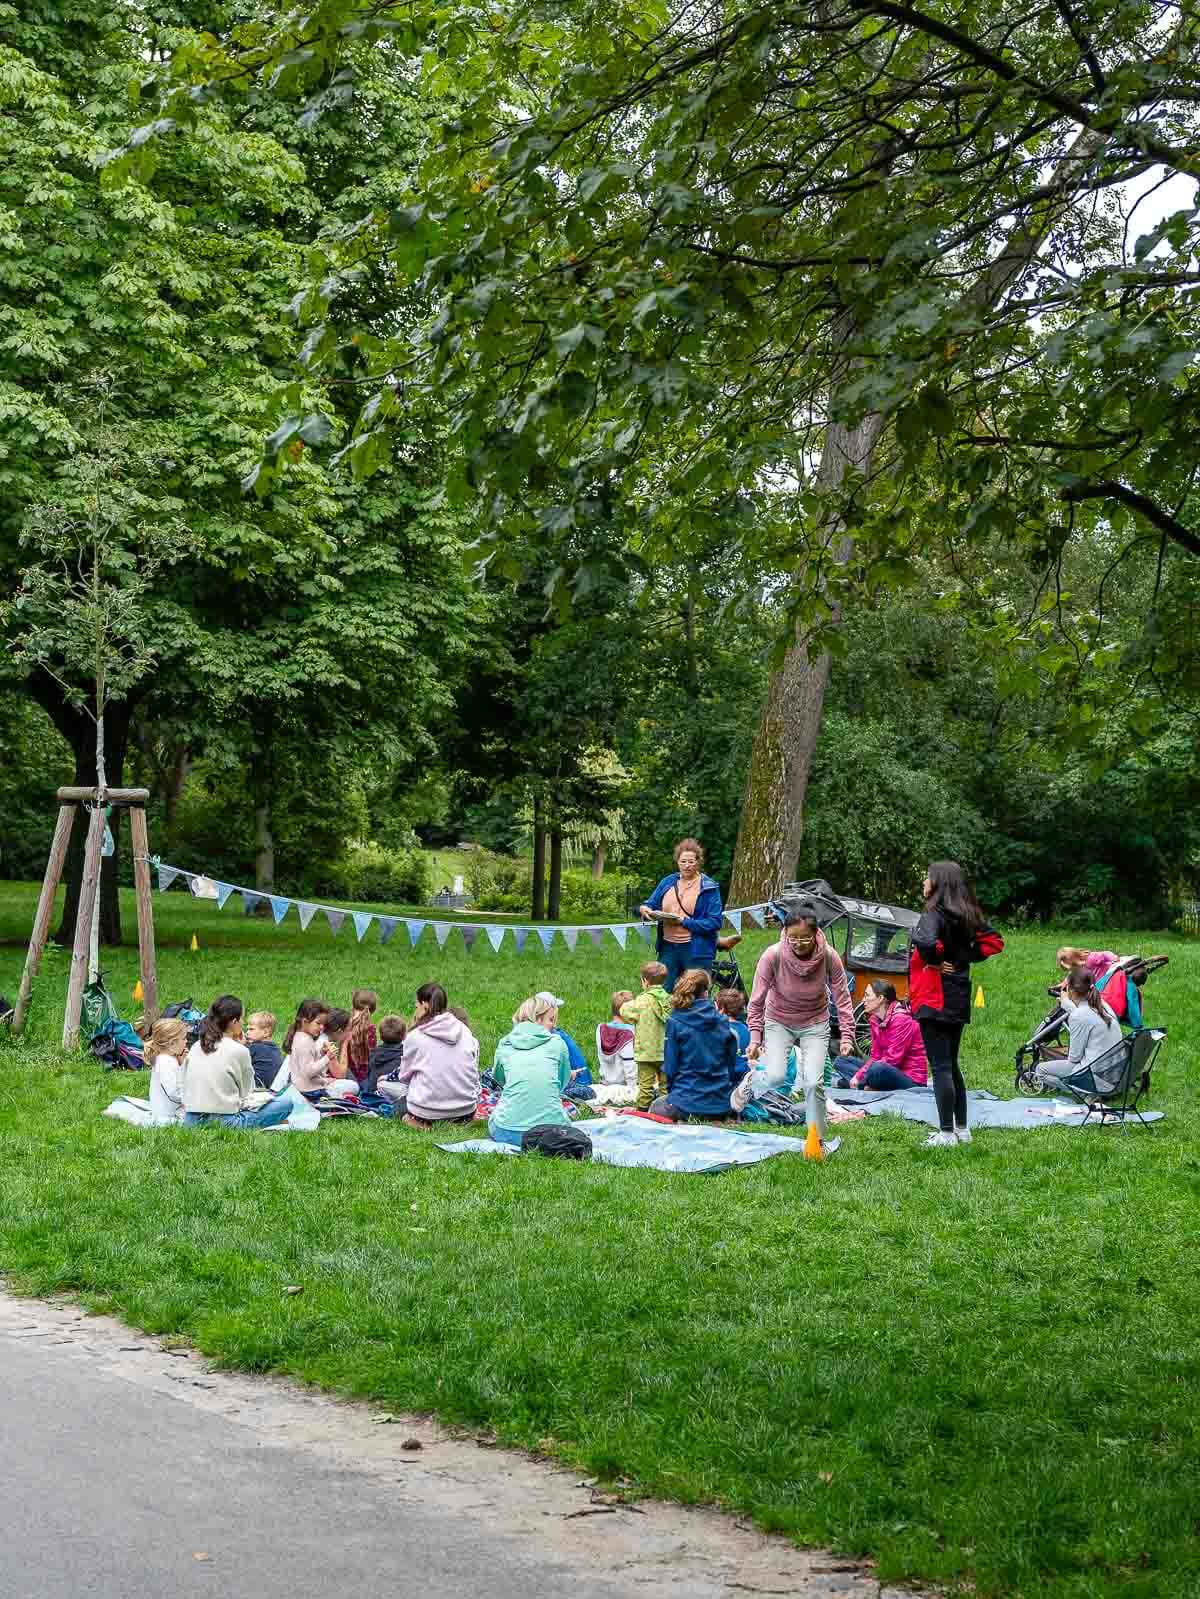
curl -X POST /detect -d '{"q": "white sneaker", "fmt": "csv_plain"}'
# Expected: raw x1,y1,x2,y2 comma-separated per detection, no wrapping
925,1130,958,1148
954,1125,972,1144
731,1072,755,1114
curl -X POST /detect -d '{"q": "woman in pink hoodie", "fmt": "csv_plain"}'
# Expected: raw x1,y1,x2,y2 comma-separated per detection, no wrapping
841,981,928,1090
392,982,480,1129
746,910,855,1148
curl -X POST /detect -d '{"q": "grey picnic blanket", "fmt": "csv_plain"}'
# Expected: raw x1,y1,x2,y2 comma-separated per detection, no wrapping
830,1087,1164,1128
438,1116,840,1173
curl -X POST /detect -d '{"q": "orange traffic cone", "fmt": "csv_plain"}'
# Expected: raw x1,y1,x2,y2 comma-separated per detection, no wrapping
804,1120,824,1161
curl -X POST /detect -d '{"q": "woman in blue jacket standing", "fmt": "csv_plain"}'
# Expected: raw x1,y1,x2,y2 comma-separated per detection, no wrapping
651,969,744,1120
639,837,725,993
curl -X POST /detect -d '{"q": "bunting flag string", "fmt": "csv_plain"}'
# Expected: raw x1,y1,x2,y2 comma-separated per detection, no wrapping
149,860,778,960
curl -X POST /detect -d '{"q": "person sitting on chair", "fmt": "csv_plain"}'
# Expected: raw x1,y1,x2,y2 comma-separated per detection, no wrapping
835,981,928,1091
1037,967,1122,1089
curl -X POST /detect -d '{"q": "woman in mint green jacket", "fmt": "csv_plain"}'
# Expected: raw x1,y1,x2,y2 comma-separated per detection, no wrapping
490,995,573,1148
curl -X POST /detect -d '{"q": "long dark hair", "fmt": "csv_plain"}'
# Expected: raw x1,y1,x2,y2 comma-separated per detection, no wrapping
925,861,985,935
1066,967,1116,1025
284,997,329,1052
415,981,448,1024
199,994,243,1054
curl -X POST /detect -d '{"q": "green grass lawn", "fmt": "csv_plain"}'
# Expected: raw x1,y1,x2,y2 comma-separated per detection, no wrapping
1,880,1197,1597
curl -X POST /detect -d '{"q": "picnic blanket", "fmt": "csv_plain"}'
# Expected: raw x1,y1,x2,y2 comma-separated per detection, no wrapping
438,1115,839,1174
830,1086,1164,1128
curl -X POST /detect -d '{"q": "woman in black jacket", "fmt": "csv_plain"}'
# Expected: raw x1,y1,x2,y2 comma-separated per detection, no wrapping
909,861,1003,1147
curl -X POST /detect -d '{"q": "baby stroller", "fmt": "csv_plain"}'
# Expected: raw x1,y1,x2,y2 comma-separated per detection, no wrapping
1013,954,1168,1094
711,934,746,995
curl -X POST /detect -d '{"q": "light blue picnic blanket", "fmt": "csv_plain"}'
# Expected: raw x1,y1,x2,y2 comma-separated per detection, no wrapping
437,1117,836,1174
831,1087,1164,1128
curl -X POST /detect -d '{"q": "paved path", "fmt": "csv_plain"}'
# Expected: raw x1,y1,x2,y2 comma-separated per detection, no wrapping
0,1290,909,1599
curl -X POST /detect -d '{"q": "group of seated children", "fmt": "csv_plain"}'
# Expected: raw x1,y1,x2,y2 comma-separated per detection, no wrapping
141,961,765,1135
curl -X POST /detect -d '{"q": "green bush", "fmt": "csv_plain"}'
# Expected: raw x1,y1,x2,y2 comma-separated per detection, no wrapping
558,869,638,922
314,841,432,906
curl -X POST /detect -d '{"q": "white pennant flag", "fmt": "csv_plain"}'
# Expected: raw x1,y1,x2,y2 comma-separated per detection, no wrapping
297,902,318,930
609,924,628,949
485,925,505,953
727,909,743,932
562,927,579,952
433,922,451,949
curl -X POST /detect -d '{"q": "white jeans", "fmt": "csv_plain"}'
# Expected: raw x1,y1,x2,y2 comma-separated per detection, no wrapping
763,1019,828,1137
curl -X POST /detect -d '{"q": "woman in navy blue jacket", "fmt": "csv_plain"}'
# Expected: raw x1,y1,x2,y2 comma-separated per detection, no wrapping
639,836,725,992
652,969,743,1120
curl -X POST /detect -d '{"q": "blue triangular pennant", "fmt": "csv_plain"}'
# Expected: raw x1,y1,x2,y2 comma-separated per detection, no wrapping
610,924,628,949
325,908,345,936
157,865,179,892
485,925,505,953
461,925,479,953
727,909,743,933
513,927,530,954
537,928,556,952
562,927,579,952
378,916,398,945
587,928,605,950
270,895,291,926
353,911,373,942
637,923,654,947
433,922,451,949
215,882,235,910
297,902,317,930
406,919,427,948
746,905,765,928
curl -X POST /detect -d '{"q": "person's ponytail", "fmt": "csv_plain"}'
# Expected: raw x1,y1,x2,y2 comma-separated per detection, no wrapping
1065,967,1115,1025
199,994,243,1054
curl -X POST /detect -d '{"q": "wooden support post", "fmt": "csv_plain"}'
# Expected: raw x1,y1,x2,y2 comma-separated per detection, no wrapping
62,805,106,1051
11,805,76,1037
129,806,158,1027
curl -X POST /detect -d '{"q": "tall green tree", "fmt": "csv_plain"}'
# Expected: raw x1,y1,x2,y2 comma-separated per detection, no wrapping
146,0,1200,897
0,4,477,940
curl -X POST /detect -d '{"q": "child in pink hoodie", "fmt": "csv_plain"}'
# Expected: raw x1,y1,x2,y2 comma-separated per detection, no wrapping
391,982,480,1128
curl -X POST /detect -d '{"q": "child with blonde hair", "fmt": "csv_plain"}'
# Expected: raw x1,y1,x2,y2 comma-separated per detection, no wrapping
620,962,672,1109
595,989,636,1087
148,1017,188,1125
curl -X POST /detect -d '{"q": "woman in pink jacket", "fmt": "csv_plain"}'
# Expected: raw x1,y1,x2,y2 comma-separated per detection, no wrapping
390,982,480,1129
840,981,928,1091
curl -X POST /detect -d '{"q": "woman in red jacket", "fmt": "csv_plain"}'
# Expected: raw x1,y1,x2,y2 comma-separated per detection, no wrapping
909,861,1003,1147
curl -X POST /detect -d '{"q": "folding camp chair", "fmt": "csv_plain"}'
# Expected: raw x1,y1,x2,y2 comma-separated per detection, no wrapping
1050,1028,1166,1131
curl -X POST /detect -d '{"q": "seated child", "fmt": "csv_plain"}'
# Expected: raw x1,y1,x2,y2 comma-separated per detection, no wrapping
449,1005,481,1066
321,1008,352,1080
535,990,594,1097
489,995,574,1147
341,988,379,1085
364,1013,407,1097
653,969,742,1122
620,962,672,1110
284,998,332,1099
715,988,750,1075
148,1016,188,1125
595,991,636,1087
245,1010,283,1090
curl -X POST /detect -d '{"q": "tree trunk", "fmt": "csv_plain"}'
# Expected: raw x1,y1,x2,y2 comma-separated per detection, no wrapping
531,794,546,920
547,827,563,920
53,701,133,948
164,746,189,832
255,801,275,893
591,842,606,879
728,411,882,905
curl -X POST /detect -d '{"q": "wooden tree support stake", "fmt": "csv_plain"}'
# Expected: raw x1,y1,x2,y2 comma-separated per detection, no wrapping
10,805,76,1037
62,804,106,1051
12,785,157,1052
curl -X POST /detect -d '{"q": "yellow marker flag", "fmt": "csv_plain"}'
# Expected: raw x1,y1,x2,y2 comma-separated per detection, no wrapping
190,933,199,952
975,985,985,1008
132,978,144,1003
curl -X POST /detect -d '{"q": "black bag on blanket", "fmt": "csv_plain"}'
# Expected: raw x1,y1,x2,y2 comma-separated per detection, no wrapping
520,1124,593,1159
